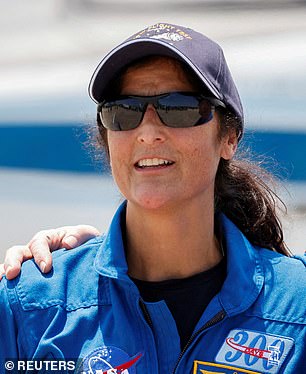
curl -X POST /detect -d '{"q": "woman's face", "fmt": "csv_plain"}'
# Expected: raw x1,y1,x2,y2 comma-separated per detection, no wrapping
107,57,237,211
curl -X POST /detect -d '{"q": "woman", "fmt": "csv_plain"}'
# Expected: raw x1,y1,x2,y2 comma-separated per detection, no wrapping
1,23,305,373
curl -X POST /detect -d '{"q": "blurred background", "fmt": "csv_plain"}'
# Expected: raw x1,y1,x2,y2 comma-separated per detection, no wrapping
1,0,305,260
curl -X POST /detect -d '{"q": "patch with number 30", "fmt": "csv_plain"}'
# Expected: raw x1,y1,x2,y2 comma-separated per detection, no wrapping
215,329,294,373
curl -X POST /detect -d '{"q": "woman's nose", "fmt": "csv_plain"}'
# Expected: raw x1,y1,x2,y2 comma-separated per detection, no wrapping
136,105,166,145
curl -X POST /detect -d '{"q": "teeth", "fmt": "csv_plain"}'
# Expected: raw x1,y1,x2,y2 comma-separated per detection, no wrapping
137,158,172,167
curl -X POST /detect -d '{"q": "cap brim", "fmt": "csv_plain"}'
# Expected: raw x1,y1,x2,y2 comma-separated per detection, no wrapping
88,38,221,103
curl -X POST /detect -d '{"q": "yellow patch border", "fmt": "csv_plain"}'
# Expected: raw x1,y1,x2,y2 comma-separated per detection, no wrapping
193,360,261,374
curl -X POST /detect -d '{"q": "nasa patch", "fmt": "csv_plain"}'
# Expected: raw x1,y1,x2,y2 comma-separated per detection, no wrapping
215,329,294,373
76,346,143,374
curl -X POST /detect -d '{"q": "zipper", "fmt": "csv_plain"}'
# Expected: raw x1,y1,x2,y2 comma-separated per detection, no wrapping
171,310,226,374
139,299,154,328
139,299,161,373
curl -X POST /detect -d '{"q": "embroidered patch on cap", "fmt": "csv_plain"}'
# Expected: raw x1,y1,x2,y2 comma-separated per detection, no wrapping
193,360,260,373
132,23,193,44
76,346,142,373
215,329,294,374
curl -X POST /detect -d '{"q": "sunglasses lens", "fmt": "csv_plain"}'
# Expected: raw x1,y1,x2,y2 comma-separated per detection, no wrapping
99,93,214,130
199,99,214,124
157,93,207,128
101,99,143,130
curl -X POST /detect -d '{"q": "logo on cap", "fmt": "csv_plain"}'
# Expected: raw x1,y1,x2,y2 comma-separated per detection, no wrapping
132,23,192,44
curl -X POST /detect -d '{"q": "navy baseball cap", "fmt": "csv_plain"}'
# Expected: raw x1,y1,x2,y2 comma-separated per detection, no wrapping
89,22,244,135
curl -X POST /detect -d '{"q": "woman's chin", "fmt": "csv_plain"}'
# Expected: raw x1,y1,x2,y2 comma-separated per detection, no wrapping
128,193,175,211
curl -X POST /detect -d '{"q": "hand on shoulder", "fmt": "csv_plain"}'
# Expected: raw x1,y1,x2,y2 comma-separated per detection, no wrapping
0,225,100,281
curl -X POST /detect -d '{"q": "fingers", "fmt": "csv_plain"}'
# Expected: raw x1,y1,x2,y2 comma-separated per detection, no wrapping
3,245,33,280
1,225,100,281
27,230,58,274
61,225,101,249
28,225,100,272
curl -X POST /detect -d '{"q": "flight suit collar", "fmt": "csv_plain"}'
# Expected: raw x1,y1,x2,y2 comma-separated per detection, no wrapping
95,202,265,313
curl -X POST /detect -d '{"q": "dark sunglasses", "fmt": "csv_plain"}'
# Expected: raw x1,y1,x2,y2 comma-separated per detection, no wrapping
97,91,225,131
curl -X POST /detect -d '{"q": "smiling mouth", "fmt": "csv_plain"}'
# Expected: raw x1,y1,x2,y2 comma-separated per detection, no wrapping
135,158,175,169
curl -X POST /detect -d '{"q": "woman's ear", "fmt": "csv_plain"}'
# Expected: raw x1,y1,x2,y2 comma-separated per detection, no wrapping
220,129,238,160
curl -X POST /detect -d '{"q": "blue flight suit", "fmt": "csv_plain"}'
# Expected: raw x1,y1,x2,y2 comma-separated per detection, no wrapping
0,202,305,373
